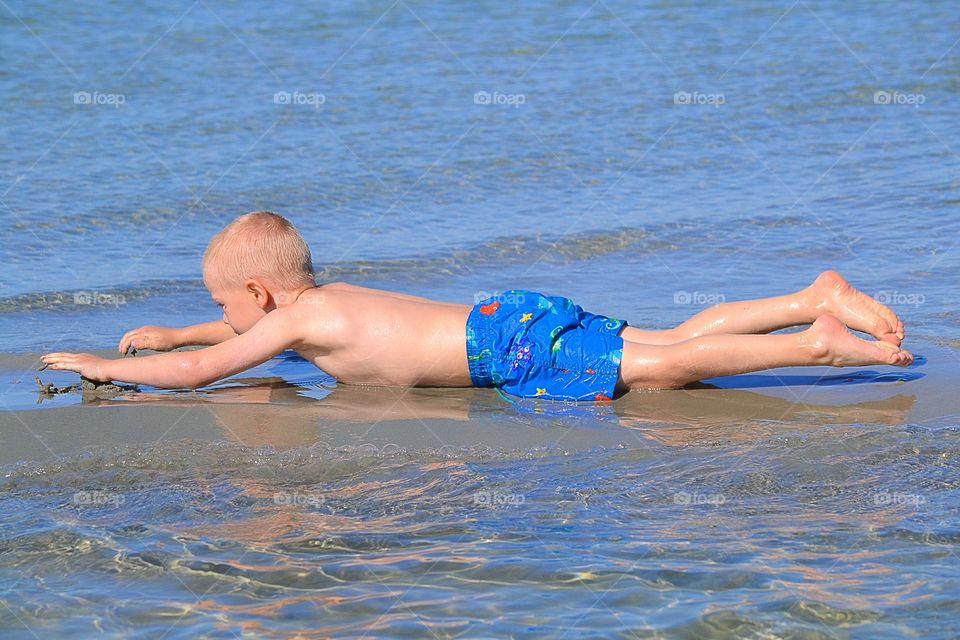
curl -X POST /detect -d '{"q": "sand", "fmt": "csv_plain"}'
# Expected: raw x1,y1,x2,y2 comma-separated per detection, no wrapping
1,343,956,467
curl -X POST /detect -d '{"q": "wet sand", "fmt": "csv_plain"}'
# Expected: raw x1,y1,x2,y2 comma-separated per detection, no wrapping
1,342,955,467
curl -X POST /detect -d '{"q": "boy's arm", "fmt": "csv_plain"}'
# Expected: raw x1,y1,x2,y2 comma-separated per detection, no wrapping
176,320,238,346
45,307,308,389
118,321,237,354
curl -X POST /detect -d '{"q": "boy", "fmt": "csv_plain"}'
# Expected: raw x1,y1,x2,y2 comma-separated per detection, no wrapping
41,212,913,402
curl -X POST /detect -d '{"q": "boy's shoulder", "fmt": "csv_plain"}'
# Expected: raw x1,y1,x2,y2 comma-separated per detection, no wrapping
296,283,385,310
315,281,373,295
313,281,444,306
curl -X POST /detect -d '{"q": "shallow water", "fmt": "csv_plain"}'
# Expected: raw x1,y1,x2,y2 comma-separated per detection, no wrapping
2,416,959,638
2,0,959,637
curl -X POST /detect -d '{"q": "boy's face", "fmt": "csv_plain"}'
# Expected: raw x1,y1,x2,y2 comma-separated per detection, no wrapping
208,285,264,334
204,269,267,334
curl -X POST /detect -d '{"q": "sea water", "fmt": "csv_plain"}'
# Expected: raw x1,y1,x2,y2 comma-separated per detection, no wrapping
1,0,959,637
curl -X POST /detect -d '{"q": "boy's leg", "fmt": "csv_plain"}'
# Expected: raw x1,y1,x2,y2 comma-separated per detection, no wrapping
616,314,912,392
620,271,904,346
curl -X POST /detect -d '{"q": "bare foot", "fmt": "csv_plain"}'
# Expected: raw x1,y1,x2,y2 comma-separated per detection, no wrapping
806,271,904,345
805,315,913,367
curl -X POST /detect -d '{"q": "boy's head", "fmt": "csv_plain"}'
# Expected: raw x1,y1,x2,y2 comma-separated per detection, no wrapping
202,211,316,333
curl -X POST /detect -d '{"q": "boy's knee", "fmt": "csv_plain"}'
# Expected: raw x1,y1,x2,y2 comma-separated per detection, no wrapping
660,327,688,343
669,324,705,342
622,358,688,390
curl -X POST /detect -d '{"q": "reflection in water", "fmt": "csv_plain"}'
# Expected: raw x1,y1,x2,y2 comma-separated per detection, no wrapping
2,373,950,638
614,387,915,446
701,368,924,388
4,359,937,638
86,376,916,450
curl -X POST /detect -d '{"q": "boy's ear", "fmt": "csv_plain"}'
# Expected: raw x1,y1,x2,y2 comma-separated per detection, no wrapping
244,279,270,309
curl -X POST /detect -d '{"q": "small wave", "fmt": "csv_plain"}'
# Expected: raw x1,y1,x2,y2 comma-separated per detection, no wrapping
0,438,582,490
0,213,821,313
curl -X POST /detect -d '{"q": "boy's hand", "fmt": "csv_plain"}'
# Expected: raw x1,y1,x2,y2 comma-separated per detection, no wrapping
118,326,180,355
39,353,112,382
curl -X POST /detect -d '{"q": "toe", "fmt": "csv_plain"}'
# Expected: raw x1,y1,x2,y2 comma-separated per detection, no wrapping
870,318,894,340
889,349,911,366
879,332,902,347
872,340,905,365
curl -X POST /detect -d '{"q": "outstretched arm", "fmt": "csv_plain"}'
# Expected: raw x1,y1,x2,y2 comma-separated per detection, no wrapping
118,320,237,354
44,308,305,389
179,320,239,346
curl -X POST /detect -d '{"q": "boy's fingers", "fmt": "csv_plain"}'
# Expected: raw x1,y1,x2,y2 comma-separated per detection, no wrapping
119,329,140,352
41,354,75,363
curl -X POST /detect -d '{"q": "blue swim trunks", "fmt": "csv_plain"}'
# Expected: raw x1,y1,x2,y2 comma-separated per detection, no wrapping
465,290,628,402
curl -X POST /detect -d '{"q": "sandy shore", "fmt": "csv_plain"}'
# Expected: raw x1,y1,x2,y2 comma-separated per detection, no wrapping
1,342,955,467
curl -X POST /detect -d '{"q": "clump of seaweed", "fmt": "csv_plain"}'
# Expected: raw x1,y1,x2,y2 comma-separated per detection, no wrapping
36,349,139,402
35,375,139,402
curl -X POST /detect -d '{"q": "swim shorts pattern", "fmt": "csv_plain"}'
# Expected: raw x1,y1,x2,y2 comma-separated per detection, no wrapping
465,290,628,401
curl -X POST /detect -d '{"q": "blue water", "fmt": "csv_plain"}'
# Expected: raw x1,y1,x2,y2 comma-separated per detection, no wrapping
2,0,959,637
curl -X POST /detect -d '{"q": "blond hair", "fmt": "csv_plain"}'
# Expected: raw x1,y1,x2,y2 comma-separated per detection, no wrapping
202,211,315,291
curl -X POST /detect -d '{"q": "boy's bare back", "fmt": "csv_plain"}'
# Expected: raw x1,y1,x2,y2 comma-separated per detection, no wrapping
295,284,473,388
